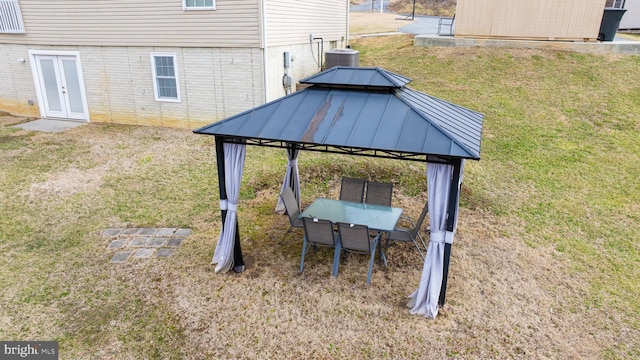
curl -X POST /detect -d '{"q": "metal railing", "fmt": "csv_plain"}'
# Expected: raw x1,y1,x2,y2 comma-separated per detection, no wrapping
0,0,25,34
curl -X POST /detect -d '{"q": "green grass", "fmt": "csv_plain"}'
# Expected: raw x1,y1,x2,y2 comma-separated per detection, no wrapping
0,36,639,358
353,36,640,323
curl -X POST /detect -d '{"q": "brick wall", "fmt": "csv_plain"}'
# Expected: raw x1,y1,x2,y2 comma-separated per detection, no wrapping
0,44,265,129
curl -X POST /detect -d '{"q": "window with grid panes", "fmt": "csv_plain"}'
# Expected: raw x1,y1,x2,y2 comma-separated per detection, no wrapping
184,0,215,10
151,54,180,102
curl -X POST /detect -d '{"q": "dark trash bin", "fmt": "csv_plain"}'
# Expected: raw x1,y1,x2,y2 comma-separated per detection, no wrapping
598,8,627,41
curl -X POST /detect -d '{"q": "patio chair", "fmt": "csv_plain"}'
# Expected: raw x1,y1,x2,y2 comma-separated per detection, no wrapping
336,222,382,285
437,14,455,36
365,181,393,207
300,217,341,275
279,187,303,234
339,177,366,203
386,201,429,260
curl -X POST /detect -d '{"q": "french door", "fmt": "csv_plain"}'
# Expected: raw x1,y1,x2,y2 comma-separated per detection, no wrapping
33,54,88,121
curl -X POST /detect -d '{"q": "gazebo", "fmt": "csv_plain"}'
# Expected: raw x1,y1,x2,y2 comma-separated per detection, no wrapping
193,66,483,318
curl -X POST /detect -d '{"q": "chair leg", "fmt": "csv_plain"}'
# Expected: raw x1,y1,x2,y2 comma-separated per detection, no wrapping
366,237,379,285
380,233,388,267
300,235,308,272
413,239,425,260
331,241,342,278
410,234,426,260
281,225,294,242
415,233,428,259
376,231,388,267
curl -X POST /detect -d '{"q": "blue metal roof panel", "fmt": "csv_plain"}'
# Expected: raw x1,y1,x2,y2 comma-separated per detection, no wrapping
194,67,483,160
396,88,483,158
300,67,411,88
194,87,481,159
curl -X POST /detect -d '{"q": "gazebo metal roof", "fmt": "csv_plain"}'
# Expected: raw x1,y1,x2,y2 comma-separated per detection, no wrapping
194,67,483,162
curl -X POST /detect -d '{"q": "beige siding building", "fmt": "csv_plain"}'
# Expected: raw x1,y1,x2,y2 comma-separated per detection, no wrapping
455,0,607,42
0,0,348,128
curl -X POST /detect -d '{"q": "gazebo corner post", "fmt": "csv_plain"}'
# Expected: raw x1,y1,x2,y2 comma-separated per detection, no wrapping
439,243,452,307
438,158,463,307
215,137,228,223
232,223,244,273
214,136,230,270
213,136,245,273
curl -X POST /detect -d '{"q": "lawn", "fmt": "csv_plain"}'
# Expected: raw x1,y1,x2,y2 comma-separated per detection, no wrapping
1,36,639,359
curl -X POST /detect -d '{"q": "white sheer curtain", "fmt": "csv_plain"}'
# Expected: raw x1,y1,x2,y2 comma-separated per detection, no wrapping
275,143,301,214
407,162,453,318
212,142,246,274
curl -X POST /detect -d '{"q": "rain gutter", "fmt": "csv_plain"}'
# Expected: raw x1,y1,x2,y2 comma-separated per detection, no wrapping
261,0,269,103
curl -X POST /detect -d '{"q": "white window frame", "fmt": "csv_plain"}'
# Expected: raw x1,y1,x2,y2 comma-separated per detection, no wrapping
606,0,625,8
183,0,215,11
150,53,181,103
0,0,26,34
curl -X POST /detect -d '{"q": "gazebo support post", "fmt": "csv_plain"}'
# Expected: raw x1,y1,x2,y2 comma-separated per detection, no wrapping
215,137,245,272
438,158,462,307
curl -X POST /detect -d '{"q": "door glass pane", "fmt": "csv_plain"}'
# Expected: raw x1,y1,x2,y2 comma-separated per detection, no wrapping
40,59,62,112
62,58,84,114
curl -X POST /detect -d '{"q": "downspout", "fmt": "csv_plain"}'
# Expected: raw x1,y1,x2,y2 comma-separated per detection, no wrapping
346,0,350,45
261,0,269,103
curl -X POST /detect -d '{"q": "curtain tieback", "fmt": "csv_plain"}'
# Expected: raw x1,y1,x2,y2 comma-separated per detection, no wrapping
445,231,455,244
288,158,298,166
219,200,228,210
430,231,446,244
227,202,238,212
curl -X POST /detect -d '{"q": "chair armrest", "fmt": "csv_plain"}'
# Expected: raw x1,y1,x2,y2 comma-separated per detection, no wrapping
397,216,417,228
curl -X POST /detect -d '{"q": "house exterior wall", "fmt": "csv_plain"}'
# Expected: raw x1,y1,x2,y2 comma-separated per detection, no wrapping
263,0,349,100
0,0,261,48
265,40,345,100
0,43,40,117
0,43,264,129
455,0,607,41
0,0,349,128
619,1,640,29
266,0,348,47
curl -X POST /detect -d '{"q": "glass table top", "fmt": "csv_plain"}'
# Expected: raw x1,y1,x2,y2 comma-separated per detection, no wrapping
299,198,403,232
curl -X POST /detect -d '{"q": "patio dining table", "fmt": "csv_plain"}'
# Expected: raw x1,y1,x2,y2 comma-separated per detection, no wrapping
298,198,403,264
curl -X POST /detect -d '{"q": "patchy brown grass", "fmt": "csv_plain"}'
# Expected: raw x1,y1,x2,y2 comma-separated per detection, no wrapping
2,118,634,359
350,12,413,35
388,0,456,17
1,26,640,360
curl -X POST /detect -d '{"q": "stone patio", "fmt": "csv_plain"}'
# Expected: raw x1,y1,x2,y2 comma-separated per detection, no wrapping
102,227,191,263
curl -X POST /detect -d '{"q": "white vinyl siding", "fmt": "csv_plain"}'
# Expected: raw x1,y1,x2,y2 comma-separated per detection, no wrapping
266,0,348,47
0,0,259,47
151,53,180,102
619,1,640,29
184,0,215,10
0,0,25,33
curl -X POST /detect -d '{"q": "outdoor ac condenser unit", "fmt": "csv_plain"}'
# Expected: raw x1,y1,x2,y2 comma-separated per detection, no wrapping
324,49,360,69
